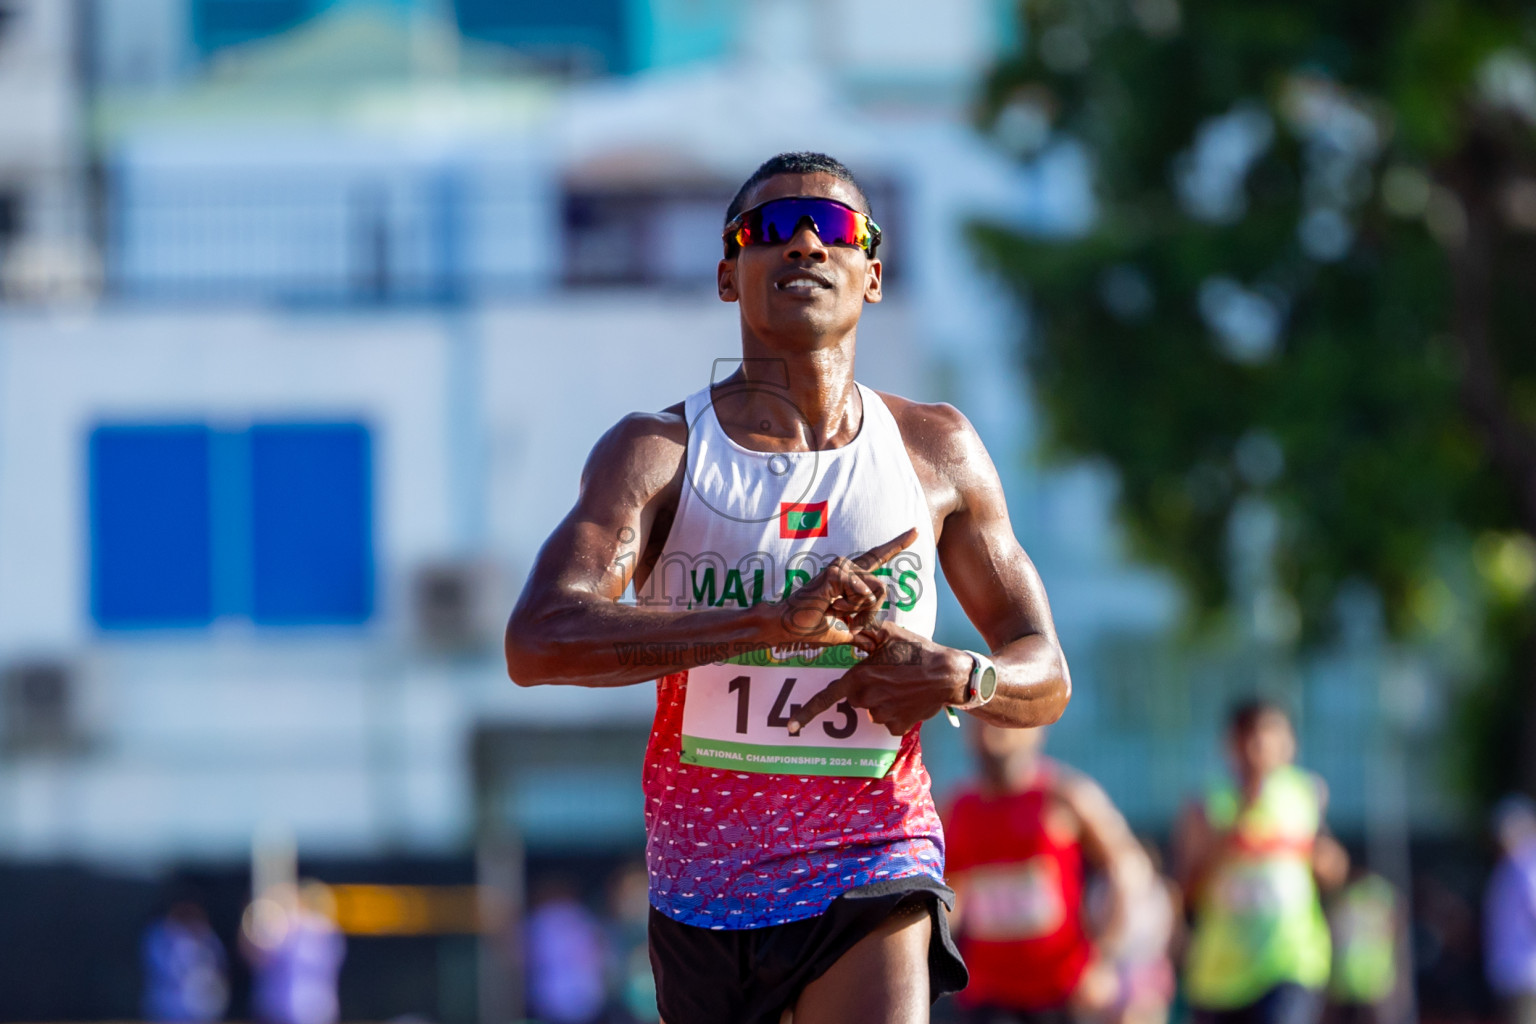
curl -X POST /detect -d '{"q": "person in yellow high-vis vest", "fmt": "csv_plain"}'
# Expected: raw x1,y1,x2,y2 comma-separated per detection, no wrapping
1175,700,1350,1024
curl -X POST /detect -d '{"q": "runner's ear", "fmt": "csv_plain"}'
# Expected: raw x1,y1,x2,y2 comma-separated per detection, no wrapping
863,256,882,305
718,258,739,303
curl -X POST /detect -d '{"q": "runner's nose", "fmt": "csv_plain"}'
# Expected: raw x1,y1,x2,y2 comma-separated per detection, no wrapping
783,217,829,262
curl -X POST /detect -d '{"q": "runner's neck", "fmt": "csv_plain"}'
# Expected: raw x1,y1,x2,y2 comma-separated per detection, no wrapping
727,340,862,450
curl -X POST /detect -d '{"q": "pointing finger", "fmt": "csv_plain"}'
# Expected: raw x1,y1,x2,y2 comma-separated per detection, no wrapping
786,674,854,736
851,528,919,572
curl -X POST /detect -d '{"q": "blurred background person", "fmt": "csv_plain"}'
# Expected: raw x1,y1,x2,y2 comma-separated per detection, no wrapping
1177,699,1350,1024
524,873,608,1024
241,880,346,1024
1486,795,1536,1024
141,896,230,1023
944,722,1149,1024
605,862,659,1024
1105,837,1180,1024
1325,868,1400,1024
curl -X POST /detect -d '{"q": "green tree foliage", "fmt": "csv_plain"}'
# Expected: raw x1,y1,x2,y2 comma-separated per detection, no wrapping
974,0,1536,792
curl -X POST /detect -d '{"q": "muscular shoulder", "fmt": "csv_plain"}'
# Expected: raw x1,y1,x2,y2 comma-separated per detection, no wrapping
1051,764,1106,809
872,391,992,516
873,391,977,460
580,406,688,501
1048,763,1118,828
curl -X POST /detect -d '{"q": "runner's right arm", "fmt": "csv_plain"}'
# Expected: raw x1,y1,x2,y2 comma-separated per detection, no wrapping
1062,771,1148,954
504,411,913,689
1172,801,1220,904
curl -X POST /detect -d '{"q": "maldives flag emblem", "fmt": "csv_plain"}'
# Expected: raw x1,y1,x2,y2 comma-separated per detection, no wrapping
780,501,829,539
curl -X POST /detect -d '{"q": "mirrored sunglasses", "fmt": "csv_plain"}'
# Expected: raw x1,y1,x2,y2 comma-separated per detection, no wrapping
723,197,881,257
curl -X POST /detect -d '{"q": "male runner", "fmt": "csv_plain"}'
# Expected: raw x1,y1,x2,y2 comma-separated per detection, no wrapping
944,723,1149,1024
505,152,1071,1024
1176,700,1349,1024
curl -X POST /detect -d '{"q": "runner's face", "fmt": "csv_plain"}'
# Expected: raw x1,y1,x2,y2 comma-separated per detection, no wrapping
973,723,1048,788
1499,810,1536,855
718,172,882,345
975,721,1047,760
1229,712,1295,780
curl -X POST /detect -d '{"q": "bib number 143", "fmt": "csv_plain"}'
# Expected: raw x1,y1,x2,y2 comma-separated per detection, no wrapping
679,664,901,778
725,675,858,739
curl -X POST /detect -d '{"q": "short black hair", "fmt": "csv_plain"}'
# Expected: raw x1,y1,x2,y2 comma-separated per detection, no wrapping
724,151,873,227
1228,697,1292,735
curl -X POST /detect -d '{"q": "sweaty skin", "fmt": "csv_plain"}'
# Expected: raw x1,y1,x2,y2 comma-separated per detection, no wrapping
505,170,1073,1024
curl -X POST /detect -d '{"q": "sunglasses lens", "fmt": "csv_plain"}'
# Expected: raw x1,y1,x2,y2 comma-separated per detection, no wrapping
748,199,871,251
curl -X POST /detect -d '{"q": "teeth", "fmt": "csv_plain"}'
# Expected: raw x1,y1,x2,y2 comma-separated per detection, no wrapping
781,278,820,290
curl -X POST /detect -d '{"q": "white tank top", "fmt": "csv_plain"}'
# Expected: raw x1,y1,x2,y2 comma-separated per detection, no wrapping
641,378,939,777
639,378,949,929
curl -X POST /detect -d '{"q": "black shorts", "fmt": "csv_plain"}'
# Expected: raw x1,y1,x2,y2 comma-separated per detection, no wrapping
648,876,969,1024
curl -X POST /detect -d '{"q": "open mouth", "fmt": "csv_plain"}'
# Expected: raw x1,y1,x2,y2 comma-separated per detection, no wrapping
776,272,833,294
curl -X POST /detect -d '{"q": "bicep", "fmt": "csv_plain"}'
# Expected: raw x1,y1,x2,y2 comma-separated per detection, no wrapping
935,421,1059,651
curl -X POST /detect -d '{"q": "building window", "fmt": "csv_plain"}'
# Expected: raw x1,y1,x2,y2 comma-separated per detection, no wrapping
90,425,214,628
89,421,373,629
563,188,733,288
250,423,373,624
0,190,21,250
0,3,19,52
108,162,557,302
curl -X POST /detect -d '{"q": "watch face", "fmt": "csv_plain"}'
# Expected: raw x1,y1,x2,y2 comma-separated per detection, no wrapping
979,663,999,701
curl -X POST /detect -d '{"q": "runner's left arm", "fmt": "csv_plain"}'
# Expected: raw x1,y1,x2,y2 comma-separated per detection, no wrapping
786,403,1070,735
931,404,1070,728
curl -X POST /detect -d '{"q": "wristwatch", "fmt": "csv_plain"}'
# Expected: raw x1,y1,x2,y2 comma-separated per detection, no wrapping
952,651,999,711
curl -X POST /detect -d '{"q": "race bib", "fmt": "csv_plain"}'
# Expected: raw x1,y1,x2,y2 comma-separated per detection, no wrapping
1215,863,1298,917
1221,874,1277,914
962,857,1066,941
1211,863,1296,952
678,646,901,778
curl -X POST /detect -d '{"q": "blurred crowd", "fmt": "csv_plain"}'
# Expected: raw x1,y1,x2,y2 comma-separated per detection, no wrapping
521,864,659,1024
934,700,1536,1024
134,701,1536,1024
142,880,345,1024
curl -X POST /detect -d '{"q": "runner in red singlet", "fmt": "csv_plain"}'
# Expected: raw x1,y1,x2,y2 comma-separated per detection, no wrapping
944,724,1147,1024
